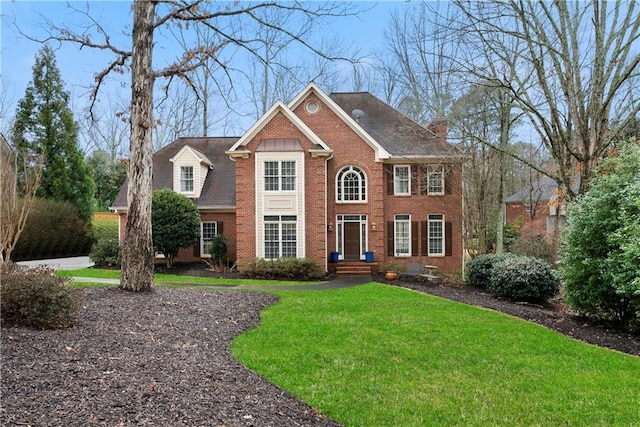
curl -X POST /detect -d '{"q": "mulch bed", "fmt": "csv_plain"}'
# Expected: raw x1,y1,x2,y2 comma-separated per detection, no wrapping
2,263,638,426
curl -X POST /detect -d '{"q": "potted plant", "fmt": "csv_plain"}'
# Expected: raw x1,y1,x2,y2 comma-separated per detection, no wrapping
383,260,402,280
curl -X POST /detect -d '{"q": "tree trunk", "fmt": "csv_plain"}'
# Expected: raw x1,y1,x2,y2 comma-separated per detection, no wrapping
120,0,156,292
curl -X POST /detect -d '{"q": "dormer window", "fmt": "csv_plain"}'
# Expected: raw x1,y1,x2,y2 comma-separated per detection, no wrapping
180,166,194,193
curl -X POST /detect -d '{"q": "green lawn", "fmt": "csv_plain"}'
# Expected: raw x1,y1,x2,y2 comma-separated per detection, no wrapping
56,268,322,287
233,283,640,426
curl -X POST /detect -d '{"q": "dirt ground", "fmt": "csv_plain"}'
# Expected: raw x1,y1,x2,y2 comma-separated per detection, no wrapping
1,262,637,426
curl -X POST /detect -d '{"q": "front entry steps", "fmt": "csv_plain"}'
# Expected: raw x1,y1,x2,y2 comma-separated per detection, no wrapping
330,261,379,276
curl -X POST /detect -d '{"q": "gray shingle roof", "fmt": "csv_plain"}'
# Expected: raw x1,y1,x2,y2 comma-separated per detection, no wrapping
329,92,458,157
111,137,238,210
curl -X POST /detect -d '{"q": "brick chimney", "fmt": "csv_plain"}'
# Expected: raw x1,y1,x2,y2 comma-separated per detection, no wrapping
427,118,448,139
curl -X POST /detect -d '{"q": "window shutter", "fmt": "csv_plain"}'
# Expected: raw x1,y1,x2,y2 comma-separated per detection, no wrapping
387,221,394,255
411,165,418,195
193,239,201,257
421,221,427,256
217,222,223,235
445,166,453,195
445,221,453,256
386,165,394,195
411,221,418,256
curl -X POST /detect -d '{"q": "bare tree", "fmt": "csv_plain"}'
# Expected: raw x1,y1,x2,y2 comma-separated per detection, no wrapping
0,135,43,262
20,1,356,291
454,0,640,200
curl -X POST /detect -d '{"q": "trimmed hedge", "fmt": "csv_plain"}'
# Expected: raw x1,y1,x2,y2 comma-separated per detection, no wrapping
12,198,94,261
1,262,84,329
488,255,560,304
243,257,325,281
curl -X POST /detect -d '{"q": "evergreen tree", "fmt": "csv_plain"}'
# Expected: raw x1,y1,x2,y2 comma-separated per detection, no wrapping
11,45,95,221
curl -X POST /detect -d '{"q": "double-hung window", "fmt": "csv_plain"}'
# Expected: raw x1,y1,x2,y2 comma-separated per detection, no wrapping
427,165,444,195
180,166,194,193
264,161,296,192
264,215,297,259
201,222,218,256
394,165,410,195
394,214,411,256
428,214,445,255
337,166,366,202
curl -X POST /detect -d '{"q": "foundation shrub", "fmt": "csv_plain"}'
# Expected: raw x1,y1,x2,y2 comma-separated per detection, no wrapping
244,257,325,281
488,255,560,303
1,262,84,329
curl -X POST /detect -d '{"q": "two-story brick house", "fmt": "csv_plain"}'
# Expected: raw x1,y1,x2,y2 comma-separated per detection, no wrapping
112,83,464,275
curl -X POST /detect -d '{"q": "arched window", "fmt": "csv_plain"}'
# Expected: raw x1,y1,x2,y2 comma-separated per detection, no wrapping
337,166,367,202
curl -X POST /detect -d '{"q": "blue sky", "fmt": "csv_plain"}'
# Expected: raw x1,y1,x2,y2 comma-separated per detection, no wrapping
1,1,405,135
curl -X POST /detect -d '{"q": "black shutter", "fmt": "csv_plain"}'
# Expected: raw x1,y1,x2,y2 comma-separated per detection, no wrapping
217,222,223,235
387,221,394,256
445,221,453,256
445,166,453,195
386,165,394,195
411,221,418,256
411,165,418,195
421,221,427,256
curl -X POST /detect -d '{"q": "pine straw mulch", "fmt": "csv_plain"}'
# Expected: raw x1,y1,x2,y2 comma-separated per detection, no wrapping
2,263,638,426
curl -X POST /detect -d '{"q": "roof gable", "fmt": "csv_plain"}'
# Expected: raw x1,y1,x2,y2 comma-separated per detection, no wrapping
289,83,391,161
170,145,214,166
226,101,330,157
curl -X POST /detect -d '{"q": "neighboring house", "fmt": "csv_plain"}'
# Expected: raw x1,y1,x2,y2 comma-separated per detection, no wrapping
505,175,570,236
112,83,465,274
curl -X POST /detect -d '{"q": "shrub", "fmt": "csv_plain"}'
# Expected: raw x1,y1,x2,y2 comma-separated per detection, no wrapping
1,262,84,329
12,198,94,261
487,255,560,304
466,253,513,288
89,239,121,268
91,213,119,242
560,141,640,330
209,234,228,265
243,257,325,281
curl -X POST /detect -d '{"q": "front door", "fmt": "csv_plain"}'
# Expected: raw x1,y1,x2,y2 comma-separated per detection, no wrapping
336,214,367,260
344,222,361,260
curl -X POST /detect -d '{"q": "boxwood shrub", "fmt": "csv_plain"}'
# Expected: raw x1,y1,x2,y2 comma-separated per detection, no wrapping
488,255,560,304
466,253,514,288
243,257,325,281
89,238,121,268
1,262,84,329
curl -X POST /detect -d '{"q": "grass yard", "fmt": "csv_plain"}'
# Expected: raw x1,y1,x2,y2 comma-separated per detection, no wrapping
232,283,640,426
56,268,322,287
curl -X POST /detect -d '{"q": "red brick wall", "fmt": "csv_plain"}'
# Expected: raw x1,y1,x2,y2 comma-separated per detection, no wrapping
506,201,549,236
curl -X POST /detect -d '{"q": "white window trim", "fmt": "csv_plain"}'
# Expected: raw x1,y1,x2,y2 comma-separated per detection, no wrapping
263,215,298,259
336,165,367,203
394,165,411,195
428,214,445,256
394,214,411,257
180,165,195,194
264,160,296,193
427,165,445,195
200,221,218,257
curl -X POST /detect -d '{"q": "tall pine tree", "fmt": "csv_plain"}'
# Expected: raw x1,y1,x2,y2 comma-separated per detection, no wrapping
11,45,95,221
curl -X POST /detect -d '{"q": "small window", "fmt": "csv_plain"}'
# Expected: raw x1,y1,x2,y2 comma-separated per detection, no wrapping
428,214,445,256
427,165,444,195
306,101,319,113
394,165,410,195
201,222,218,256
180,166,194,193
394,214,411,257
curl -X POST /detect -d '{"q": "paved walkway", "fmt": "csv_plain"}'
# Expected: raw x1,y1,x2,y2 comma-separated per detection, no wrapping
16,256,95,270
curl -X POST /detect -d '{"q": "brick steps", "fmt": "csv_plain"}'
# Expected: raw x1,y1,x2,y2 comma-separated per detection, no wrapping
332,261,379,276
